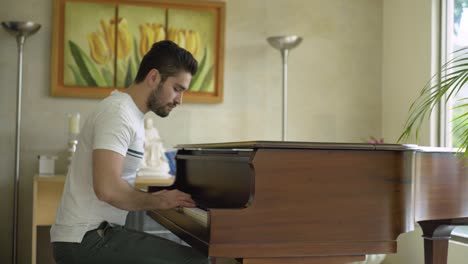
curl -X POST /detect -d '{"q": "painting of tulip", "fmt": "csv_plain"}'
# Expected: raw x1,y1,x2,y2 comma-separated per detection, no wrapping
119,5,166,88
52,0,225,103
168,9,215,93
63,1,115,87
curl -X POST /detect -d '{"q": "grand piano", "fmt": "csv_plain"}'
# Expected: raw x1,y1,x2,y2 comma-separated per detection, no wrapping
147,141,468,264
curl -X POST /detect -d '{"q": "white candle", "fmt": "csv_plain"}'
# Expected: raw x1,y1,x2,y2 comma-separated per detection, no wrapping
68,113,80,134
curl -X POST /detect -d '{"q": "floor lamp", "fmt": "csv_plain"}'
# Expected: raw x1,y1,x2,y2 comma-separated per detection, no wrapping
267,35,302,141
2,21,41,264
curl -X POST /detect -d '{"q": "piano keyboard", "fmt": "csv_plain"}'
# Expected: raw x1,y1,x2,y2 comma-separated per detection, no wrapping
181,207,208,227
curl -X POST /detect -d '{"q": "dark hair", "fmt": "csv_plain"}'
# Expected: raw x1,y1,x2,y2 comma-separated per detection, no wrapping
134,40,198,83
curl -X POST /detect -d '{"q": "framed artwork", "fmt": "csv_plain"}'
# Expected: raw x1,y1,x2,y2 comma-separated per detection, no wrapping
50,0,225,103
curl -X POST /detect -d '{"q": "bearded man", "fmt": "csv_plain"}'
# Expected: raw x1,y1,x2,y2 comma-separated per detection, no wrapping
51,40,207,264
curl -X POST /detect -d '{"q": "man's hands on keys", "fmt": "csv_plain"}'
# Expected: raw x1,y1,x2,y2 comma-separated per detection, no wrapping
151,189,196,210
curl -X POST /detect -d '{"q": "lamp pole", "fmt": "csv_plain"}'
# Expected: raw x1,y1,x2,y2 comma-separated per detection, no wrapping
2,20,41,264
267,35,302,141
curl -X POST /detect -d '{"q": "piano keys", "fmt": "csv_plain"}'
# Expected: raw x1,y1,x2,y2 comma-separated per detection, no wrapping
147,141,468,264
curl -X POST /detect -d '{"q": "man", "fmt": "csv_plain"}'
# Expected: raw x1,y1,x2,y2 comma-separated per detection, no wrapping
51,40,207,264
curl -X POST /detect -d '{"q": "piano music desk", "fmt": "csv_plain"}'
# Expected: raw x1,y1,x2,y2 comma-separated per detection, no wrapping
32,174,173,264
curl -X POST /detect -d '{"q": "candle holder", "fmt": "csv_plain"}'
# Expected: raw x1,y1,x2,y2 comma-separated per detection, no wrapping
67,113,80,170
67,138,78,170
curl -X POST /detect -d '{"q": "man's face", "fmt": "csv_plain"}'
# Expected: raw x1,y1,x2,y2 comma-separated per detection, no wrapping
147,71,192,117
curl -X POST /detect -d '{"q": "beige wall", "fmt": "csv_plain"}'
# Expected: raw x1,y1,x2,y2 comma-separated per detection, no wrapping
381,0,432,145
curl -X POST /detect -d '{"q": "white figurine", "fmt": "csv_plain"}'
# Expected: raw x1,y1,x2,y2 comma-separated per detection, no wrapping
137,118,171,178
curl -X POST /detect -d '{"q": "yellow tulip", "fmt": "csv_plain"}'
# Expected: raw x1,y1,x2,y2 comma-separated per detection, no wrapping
139,23,166,57
87,32,111,65
168,28,186,49
99,18,132,60
115,18,132,59
168,28,200,58
184,30,201,58
152,23,166,42
176,30,186,49
139,24,153,57
100,19,114,54
167,28,177,44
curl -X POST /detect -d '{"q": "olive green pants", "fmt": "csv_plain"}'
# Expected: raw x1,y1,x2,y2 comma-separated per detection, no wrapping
52,222,208,264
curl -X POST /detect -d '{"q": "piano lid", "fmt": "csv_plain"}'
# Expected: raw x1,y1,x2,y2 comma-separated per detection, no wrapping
176,140,418,151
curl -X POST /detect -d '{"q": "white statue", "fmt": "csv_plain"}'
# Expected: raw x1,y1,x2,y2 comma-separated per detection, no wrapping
137,118,171,178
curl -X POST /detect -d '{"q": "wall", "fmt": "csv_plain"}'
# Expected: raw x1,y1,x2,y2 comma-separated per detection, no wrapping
381,0,432,145
0,0,384,263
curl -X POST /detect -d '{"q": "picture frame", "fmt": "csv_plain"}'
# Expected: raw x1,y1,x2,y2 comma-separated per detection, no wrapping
50,0,225,103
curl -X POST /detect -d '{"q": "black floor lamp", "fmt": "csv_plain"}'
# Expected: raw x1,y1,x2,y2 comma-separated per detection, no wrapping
2,20,41,264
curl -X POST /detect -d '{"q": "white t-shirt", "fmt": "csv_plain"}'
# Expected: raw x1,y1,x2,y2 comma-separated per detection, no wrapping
50,91,145,243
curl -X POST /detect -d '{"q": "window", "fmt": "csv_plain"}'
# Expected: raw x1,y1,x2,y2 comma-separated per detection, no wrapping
441,0,468,240
442,0,468,148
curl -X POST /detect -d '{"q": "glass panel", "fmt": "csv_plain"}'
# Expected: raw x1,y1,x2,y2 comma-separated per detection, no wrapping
443,0,468,240
448,0,468,148
452,226,468,241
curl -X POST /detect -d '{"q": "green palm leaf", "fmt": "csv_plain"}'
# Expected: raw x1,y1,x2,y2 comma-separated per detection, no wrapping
452,101,468,147
398,48,468,157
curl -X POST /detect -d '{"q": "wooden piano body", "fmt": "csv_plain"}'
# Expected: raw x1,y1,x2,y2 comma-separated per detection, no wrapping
147,141,468,264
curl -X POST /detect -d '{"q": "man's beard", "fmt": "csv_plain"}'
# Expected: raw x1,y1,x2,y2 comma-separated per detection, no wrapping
147,82,171,117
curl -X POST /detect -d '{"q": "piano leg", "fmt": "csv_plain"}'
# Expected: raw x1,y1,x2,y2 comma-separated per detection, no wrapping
240,256,366,264
418,220,459,264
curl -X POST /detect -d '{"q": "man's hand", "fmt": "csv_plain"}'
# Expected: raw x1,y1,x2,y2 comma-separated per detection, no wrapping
151,189,196,210
93,149,195,211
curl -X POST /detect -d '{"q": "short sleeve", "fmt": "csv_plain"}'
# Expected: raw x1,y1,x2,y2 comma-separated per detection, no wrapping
93,109,133,157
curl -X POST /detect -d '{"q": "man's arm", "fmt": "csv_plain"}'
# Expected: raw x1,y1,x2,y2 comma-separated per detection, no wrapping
93,149,195,211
